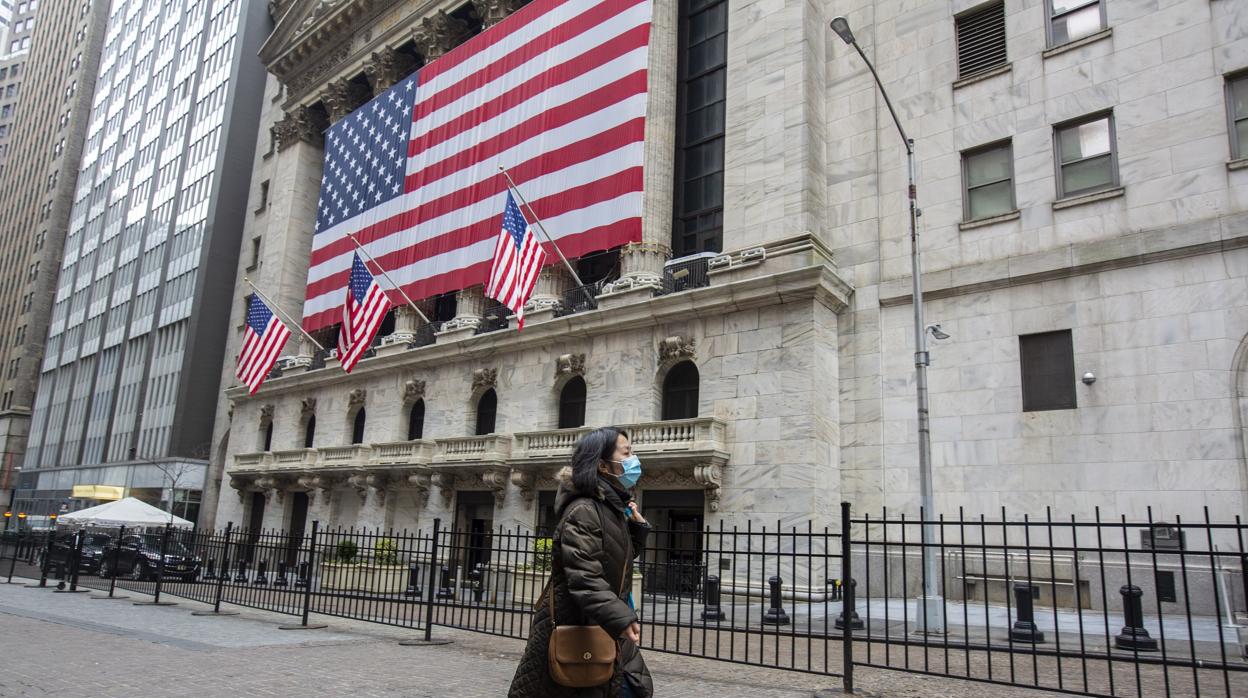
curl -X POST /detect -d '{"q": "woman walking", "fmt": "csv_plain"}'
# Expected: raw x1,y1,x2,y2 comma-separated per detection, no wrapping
509,426,653,697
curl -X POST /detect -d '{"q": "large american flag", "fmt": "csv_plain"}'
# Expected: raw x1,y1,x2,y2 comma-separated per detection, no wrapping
337,253,390,372
302,0,652,331
486,192,547,329
237,295,292,394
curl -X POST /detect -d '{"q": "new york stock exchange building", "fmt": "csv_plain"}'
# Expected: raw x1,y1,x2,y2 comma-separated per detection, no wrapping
206,0,1248,560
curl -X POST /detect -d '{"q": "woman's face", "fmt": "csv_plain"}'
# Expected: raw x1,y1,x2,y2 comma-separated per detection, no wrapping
602,433,632,475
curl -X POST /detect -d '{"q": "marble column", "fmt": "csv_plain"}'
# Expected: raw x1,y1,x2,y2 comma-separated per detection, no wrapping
437,285,486,340
525,265,573,324
269,105,329,344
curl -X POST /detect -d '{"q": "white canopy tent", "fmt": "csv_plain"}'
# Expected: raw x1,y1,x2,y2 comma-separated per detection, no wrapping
57,497,193,529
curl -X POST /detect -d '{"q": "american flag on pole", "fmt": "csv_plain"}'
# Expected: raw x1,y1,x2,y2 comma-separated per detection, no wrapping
337,253,391,372
486,192,548,329
302,0,652,331
237,295,292,395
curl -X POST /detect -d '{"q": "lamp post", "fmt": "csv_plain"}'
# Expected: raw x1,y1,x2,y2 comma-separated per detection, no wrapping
832,15,944,633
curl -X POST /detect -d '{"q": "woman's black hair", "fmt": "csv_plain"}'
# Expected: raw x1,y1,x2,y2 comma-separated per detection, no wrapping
570,426,629,495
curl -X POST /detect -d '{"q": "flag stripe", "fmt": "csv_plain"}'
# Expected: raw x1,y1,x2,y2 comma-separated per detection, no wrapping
307,162,642,297
304,0,651,332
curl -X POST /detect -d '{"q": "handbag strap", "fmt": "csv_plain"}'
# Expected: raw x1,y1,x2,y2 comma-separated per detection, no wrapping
548,499,630,629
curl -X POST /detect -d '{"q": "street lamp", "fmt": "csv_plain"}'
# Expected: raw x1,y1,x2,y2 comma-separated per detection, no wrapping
832,15,944,633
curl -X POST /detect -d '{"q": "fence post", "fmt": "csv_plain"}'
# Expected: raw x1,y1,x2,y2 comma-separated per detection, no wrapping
1114,584,1158,651
274,561,289,587
761,575,790,625
255,559,269,586
701,575,725,621
135,523,177,606
1009,583,1045,643
89,526,129,599
404,560,422,598
278,520,326,629
31,530,51,588
4,528,20,584
192,523,238,616
840,501,856,694
399,518,452,646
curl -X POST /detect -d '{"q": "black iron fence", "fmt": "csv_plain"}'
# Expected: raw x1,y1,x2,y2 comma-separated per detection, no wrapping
6,504,1247,696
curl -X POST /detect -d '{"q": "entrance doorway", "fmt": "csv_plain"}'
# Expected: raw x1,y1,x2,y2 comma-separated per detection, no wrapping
453,491,495,585
639,490,704,598
286,492,309,564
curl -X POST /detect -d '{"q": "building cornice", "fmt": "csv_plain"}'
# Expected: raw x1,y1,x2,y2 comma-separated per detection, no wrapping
227,254,853,401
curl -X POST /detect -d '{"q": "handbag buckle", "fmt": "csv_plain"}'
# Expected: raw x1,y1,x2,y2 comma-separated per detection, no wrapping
582,651,592,660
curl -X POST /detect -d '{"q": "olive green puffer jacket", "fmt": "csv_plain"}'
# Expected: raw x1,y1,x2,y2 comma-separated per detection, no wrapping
508,470,652,697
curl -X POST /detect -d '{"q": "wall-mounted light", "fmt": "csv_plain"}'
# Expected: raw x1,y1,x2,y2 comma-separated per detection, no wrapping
1082,371,1096,386
926,324,950,340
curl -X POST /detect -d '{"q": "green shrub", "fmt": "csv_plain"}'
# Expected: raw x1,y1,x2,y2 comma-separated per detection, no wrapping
374,538,399,566
532,537,553,573
335,539,358,564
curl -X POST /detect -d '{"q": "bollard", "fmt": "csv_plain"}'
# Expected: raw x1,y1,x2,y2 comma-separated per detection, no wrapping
294,561,310,589
834,578,863,630
435,565,454,599
761,575,790,625
403,561,422,598
701,575,726,621
829,577,842,601
254,560,269,586
274,561,289,587
1114,584,1158,651
233,559,249,584
1009,583,1045,643
203,558,217,581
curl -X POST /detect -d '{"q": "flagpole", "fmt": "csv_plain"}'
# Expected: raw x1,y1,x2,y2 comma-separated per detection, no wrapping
343,233,433,325
497,165,595,307
243,277,325,351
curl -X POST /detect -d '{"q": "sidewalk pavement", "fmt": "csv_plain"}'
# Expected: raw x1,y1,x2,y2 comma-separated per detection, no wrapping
0,577,1059,697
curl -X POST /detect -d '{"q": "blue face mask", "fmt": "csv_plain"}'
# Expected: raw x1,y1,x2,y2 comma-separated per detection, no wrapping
614,455,642,489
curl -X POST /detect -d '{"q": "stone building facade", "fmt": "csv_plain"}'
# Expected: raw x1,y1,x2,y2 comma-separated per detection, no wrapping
209,0,1248,544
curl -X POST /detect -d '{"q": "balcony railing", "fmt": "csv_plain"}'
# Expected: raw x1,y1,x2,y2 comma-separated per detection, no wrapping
232,418,727,475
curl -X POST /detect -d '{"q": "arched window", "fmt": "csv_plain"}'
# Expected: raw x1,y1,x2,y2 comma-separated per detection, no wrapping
558,377,587,429
262,421,273,451
303,415,316,448
407,399,425,440
351,408,366,444
475,389,497,435
661,361,699,420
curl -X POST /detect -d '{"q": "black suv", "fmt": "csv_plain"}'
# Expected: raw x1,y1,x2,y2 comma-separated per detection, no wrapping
37,532,113,575
100,534,201,581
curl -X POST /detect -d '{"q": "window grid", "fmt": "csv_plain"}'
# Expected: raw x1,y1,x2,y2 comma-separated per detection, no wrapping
1054,111,1118,199
961,139,1016,221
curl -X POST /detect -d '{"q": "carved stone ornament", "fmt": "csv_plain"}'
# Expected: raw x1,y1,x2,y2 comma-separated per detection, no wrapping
347,388,366,409
412,10,472,61
510,470,536,507
273,106,326,151
472,367,498,393
407,469,432,493
481,469,509,505
300,397,317,416
470,0,528,28
694,463,724,511
227,400,235,422
403,379,426,404
322,77,370,122
286,44,351,98
659,335,696,363
432,471,457,504
555,353,585,377
365,46,416,93
259,404,275,422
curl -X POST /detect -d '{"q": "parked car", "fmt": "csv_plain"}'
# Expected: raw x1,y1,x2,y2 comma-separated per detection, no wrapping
36,532,113,575
100,534,201,581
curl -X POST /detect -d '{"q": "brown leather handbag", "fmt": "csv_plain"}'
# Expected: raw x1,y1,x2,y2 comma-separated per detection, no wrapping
546,535,629,688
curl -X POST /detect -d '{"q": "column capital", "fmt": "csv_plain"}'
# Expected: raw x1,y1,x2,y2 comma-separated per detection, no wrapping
364,46,416,94
322,78,369,123
412,10,471,62
470,0,528,28
273,106,326,151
